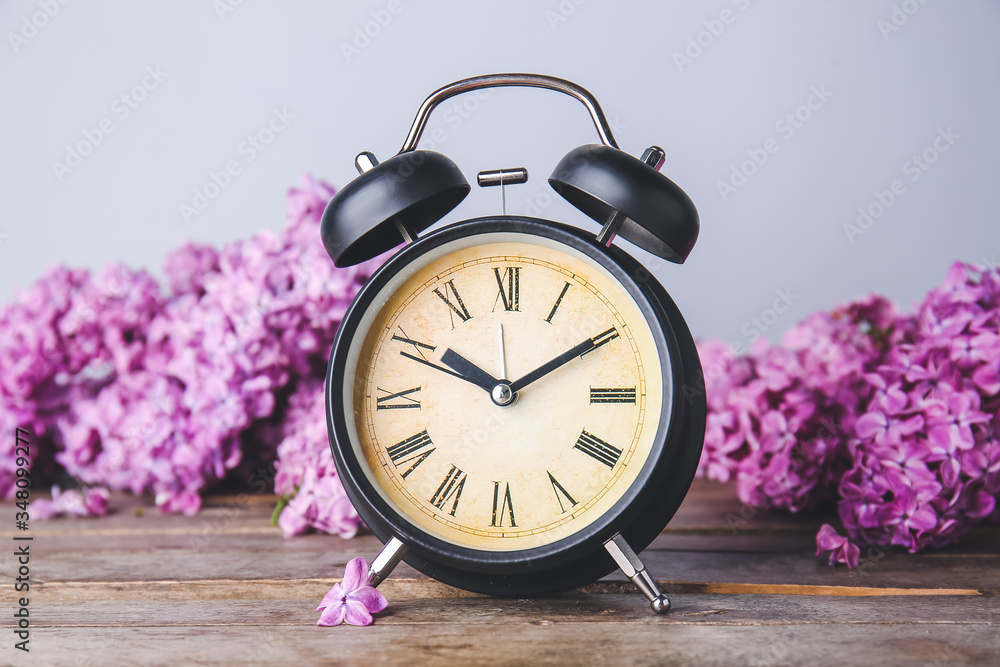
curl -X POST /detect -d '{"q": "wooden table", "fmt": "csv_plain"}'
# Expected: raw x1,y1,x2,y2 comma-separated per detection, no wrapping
4,480,998,666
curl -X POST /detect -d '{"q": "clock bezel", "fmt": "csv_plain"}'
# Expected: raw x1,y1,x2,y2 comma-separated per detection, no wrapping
326,216,705,595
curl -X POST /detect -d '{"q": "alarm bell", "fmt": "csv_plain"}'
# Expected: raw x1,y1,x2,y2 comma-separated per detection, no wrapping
321,150,470,267
321,72,699,269
550,144,699,263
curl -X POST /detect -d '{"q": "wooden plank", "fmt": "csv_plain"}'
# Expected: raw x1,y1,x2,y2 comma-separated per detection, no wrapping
3,480,833,537
11,530,997,598
28,594,1000,628
5,479,999,606
25,577,984,604
4,479,998,666
12,624,999,667
10,480,1000,544
11,525,1000,559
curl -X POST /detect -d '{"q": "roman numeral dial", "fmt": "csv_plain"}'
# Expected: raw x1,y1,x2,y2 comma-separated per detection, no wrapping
574,429,623,469
490,482,517,527
386,430,435,479
354,241,664,552
493,266,520,312
590,387,637,404
430,465,467,516
545,282,571,323
376,386,421,410
548,472,578,514
434,279,472,327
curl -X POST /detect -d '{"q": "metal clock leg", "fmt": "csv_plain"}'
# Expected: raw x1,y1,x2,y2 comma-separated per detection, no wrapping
366,536,409,588
603,533,671,614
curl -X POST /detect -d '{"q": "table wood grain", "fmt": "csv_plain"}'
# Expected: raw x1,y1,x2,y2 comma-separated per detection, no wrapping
3,480,997,666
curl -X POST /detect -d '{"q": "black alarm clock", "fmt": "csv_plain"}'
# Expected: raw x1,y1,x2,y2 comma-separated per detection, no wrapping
320,74,705,614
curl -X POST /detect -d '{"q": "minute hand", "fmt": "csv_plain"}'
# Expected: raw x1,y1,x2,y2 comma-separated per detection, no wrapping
509,327,619,393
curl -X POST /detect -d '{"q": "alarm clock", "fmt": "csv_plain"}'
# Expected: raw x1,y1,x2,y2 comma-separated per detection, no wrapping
320,74,705,614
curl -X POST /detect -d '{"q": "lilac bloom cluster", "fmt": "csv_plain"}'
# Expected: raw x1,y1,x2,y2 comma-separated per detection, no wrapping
836,262,1000,560
0,176,372,517
699,262,1000,565
0,263,163,497
697,294,896,512
273,380,362,538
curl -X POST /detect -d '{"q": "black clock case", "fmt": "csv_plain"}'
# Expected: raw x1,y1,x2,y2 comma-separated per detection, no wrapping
325,216,706,597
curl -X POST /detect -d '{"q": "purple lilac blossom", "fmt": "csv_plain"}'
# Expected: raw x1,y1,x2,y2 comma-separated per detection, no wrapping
32,485,110,519
699,262,1000,566
316,557,388,627
0,264,163,497
0,175,372,515
274,380,362,538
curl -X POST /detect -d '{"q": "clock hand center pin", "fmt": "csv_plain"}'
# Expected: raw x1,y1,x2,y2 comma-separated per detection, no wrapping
439,346,517,407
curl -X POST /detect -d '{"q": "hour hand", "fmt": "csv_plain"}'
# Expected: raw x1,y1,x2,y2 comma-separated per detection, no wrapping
440,349,498,393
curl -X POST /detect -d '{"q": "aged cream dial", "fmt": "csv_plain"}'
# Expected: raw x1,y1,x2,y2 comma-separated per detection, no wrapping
347,236,664,551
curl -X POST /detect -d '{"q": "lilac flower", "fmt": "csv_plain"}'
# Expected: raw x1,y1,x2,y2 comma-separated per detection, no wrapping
33,486,110,520
877,490,939,549
855,411,924,447
699,262,1000,565
274,380,363,538
0,174,376,516
926,391,989,451
317,557,388,627
163,242,219,295
865,373,908,414
815,524,859,568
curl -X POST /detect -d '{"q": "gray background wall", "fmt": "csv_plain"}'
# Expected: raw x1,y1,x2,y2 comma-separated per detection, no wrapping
2,0,998,348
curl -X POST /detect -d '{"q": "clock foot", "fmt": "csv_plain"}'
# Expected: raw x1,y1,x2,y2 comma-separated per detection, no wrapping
604,533,671,615
366,536,409,589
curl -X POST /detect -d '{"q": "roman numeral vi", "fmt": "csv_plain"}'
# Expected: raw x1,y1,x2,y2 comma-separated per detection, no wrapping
490,481,517,527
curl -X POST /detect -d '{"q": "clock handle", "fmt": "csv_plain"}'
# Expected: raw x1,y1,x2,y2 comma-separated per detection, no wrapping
366,536,409,589
399,73,620,153
604,533,672,614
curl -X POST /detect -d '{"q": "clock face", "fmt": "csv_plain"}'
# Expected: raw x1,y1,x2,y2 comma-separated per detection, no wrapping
340,232,668,552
